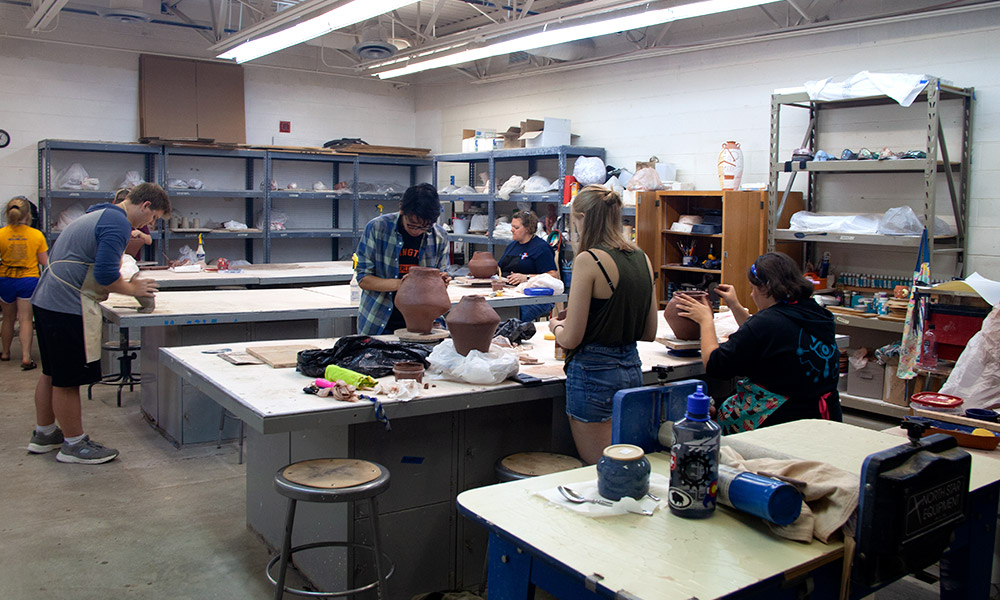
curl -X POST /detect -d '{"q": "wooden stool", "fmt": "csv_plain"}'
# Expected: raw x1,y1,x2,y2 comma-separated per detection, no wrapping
87,338,141,407
494,451,584,482
268,458,393,599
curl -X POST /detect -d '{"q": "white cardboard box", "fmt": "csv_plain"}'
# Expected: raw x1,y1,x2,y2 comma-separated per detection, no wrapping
519,117,572,148
461,137,504,153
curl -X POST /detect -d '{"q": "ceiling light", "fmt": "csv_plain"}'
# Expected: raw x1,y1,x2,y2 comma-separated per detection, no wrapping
375,0,781,79
218,0,418,64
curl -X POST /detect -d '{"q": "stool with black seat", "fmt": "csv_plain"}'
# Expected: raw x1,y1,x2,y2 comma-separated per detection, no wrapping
268,458,393,600
87,337,141,407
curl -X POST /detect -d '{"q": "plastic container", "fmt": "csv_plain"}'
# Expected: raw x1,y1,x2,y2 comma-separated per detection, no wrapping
717,465,802,525
195,234,206,264
350,253,361,304
910,391,963,414
669,385,720,519
965,408,999,422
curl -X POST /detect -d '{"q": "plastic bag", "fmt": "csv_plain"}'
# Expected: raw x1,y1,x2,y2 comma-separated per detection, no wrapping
81,177,100,191
497,175,525,200
625,167,663,191
119,254,140,281
55,203,86,230
877,206,952,236
940,304,1000,409
523,173,557,193
56,163,89,189
297,335,432,378
176,245,198,265
605,175,625,195
119,171,144,189
495,319,536,345
427,338,519,384
573,156,607,186
515,272,565,295
255,209,287,231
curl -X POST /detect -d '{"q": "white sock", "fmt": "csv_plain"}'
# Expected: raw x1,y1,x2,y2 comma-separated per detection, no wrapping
36,423,58,435
64,434,86,446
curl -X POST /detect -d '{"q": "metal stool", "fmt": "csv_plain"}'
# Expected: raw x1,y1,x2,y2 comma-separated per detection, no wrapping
217,409,245,464
268,458,394,600
87,338,141,407
494,451,584,482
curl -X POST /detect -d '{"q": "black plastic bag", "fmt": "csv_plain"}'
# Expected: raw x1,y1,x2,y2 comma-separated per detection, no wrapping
297,335,432,378
495,319,536,345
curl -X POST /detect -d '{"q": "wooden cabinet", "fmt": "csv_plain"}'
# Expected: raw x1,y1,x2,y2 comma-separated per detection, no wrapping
637,190,802,310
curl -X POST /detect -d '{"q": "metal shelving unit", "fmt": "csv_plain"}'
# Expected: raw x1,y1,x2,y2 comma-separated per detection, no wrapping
767,77,974,279
38,140,432,264
433,145,605,251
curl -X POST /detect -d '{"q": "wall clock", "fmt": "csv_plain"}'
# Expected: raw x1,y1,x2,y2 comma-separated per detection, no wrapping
0,130,9,148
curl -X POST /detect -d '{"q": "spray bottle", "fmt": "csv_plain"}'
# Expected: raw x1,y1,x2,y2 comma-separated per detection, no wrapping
669,384,720,519
195,234,206,265
350,253,361,304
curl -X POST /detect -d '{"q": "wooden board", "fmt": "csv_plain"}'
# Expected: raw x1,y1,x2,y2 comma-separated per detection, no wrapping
337,143,431,157
245,344,319,368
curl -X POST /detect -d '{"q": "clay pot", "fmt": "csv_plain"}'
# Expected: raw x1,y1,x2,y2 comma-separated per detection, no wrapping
394,267,450,334
447,295,501,356
664,291,711,341
717,141,744,191
393,361,424,383
467,251,499,279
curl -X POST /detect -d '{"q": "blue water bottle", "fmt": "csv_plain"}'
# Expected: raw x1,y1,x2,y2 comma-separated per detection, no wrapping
669,385,720,518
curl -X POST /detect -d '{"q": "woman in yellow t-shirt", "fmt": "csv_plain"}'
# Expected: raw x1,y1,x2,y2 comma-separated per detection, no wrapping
0,196,49,369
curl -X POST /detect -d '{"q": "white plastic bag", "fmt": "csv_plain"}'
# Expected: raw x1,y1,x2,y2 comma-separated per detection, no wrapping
255,209,287,230
573,156,606,186
56,163,89,189
469,214,490,233
940,304,1000,409
497,175,525,200
428,337,520,384
56,203,86,230
119,254,140,281
625,167,663,191
515,272,565,295
605,175,625,195
523,173,557,193
119,171,144,189
877,206,952,236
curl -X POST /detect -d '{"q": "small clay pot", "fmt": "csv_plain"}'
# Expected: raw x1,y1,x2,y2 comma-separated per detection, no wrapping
447,295,501,356
393,361,424,383
467,251,499,279
664,290,710,341
395,267,451,334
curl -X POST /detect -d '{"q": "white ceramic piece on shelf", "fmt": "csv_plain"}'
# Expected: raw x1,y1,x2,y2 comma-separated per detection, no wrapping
717,141,744,191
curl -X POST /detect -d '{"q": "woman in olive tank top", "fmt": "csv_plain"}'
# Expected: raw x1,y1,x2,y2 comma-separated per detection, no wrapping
548,185,658,464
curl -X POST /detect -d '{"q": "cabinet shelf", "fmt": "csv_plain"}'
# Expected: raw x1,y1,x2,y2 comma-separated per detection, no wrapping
661,231,723,239
270,228,355,238
270,191,344,200
167,189,264,198
777,160,962,174
448,234,492,244
839,393,910,419
774,230,958,247
661,264,721,274
828,312,905,333
40,190,114,200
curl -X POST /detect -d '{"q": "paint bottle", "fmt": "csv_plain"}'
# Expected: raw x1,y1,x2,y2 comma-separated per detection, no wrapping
669,384,720,519
195,234,206,265
350,253,361,304
920,324,938,369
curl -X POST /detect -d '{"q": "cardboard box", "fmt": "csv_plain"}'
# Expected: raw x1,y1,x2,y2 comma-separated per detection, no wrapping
519,117,572,148
502,126,522,149
882,358,926,406
847,357,885,399
461,136,503,153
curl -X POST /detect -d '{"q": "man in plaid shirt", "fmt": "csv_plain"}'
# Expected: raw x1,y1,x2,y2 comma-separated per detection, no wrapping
356,183,450,335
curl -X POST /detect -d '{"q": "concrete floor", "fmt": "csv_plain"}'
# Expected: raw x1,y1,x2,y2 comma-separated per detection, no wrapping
0,330,951,600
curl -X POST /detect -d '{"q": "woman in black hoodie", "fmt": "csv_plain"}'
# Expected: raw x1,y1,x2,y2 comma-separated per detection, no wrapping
676,252,841,434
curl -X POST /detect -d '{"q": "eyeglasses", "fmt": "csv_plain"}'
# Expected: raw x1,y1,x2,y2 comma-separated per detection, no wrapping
403,215,435,232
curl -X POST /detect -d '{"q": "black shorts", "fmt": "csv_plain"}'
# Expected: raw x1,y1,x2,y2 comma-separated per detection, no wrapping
34,305,102,388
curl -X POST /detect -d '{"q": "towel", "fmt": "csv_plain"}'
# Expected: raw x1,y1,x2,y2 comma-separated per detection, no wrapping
721,445,858,543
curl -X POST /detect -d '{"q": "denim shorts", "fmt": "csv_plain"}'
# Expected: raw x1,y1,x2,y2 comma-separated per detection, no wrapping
565,343,642,423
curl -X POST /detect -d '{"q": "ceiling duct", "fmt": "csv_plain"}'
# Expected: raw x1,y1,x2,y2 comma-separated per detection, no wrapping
98,0,158,23
352,24,398,61
525,39,597,62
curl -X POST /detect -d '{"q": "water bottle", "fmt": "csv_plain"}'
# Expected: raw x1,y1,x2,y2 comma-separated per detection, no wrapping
350,253,361,304
920,324,938,369
195,234,206,264
669,384,721,519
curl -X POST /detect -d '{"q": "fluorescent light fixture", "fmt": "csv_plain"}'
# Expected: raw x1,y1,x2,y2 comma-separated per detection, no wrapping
375,0,781,79
218,0,418,64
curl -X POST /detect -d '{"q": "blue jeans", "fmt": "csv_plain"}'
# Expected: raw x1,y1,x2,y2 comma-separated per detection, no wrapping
519,302,554,323
565,343,642,423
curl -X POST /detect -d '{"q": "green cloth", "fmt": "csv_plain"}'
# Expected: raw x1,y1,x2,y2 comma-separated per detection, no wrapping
324,364,378,389
565,245,652,365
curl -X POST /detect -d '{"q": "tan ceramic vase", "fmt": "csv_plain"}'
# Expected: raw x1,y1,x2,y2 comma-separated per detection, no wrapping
447,295,501,355
467,251,499,279
664,291,711,341
394,267,450,334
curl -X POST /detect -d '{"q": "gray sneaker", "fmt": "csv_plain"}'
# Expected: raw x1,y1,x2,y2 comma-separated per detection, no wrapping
28,428,65,454
56,436,119,464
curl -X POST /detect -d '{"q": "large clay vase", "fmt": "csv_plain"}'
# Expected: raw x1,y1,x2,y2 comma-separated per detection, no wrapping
717,141,744,191
467,251,499,279
394,267,450,334
447,295,501,356
664,291,711,341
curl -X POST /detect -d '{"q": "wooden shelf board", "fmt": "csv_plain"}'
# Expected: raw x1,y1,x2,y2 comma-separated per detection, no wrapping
660,231,723,238
660,264,721,274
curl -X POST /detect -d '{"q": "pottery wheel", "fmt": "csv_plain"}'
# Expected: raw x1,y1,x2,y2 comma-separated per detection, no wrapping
282,458,382,489
394,328,450,342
